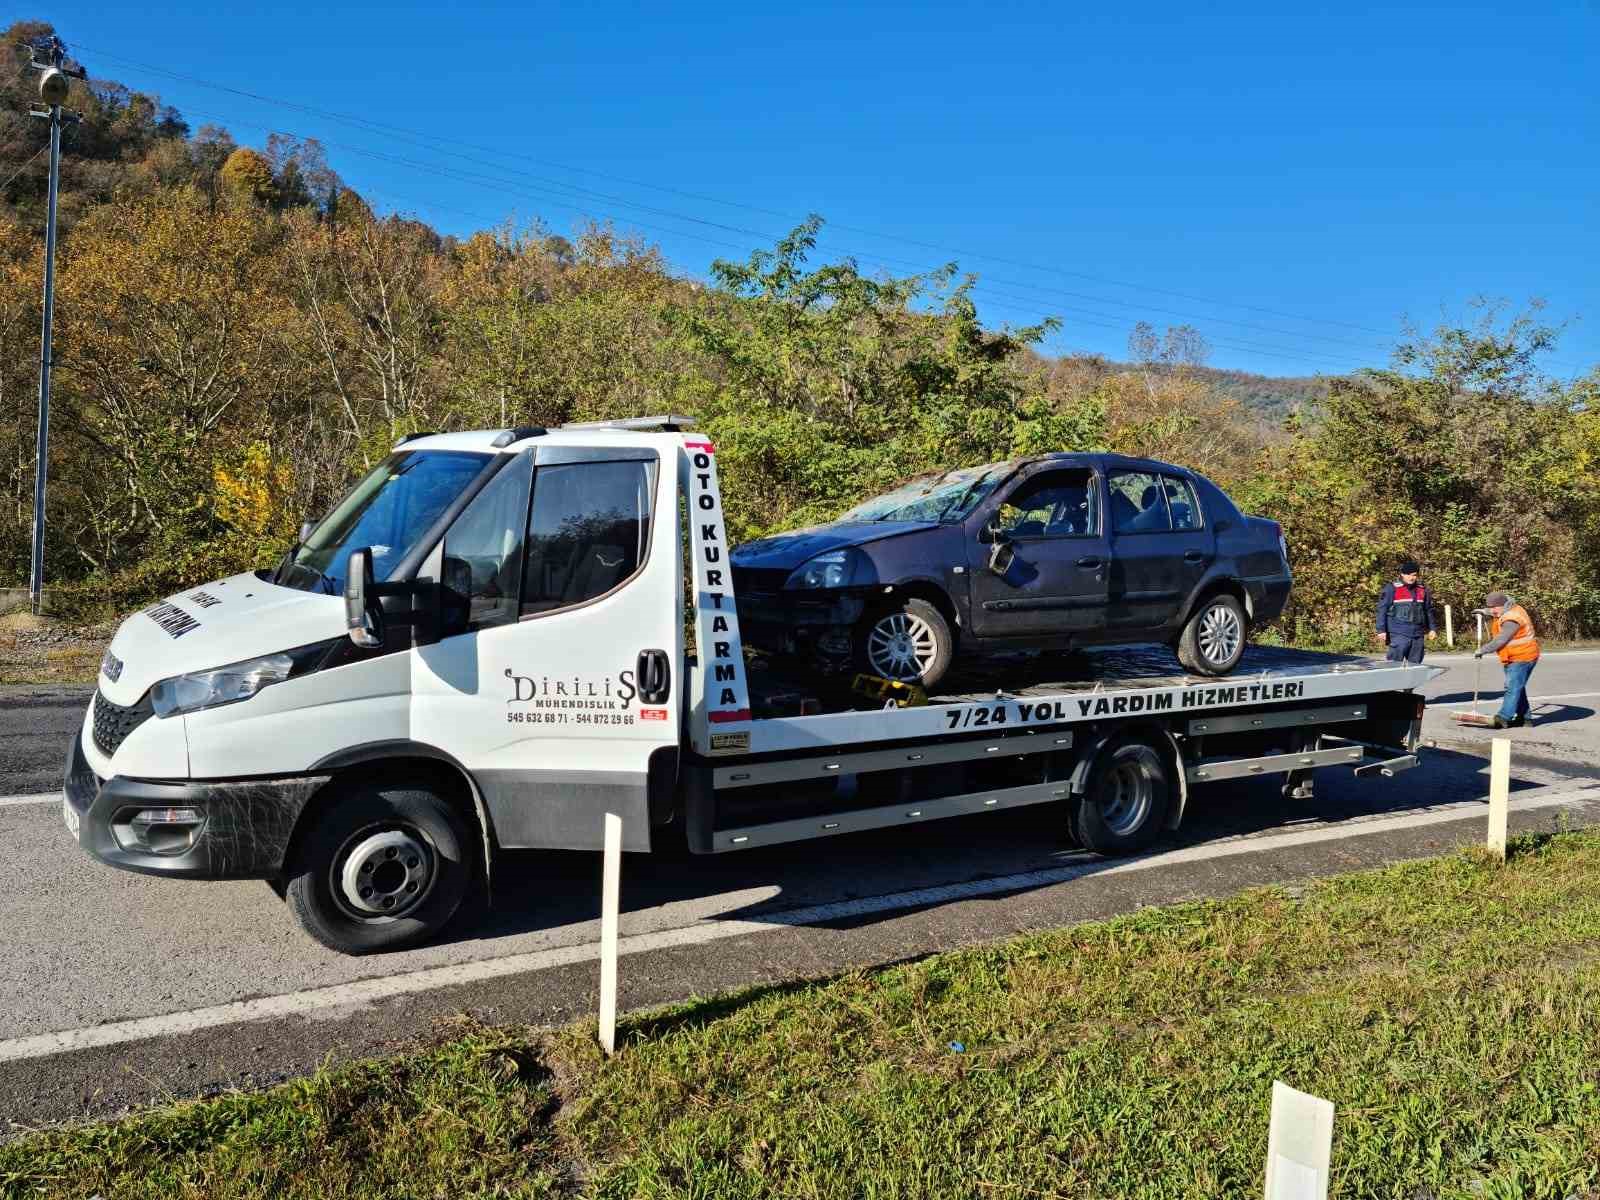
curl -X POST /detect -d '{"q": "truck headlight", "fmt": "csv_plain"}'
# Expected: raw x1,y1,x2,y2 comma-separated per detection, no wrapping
150,640,336,718
786,549,859,590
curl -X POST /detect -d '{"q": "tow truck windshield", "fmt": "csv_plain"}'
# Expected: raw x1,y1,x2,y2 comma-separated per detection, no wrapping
276,450,490,593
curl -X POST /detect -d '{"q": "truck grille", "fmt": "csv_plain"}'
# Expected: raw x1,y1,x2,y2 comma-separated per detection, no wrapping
92,688,154,758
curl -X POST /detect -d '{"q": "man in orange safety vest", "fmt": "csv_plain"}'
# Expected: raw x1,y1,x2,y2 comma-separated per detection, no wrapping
1472,591,1541,729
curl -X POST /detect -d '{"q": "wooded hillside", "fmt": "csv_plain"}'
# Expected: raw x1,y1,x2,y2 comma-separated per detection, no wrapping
4,20,1598,640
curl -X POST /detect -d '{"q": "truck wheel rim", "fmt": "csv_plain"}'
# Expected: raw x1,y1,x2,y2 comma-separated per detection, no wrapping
1198,603,1242,665
336,828,434,920
1101,758,1155,836
867,611,937,680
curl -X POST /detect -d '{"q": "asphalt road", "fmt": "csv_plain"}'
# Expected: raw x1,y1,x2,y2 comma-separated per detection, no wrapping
2,650,1598,1132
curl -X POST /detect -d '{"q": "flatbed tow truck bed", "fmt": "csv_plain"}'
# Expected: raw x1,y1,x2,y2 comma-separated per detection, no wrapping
691,643,1432,853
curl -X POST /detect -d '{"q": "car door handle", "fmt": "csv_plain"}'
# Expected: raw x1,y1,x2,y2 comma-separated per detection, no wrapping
637,649,671,704
1184,551,1208,563
1076,556,1102,568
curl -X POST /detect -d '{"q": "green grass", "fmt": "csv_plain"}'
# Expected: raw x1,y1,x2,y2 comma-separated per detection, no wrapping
6,833,1600,1199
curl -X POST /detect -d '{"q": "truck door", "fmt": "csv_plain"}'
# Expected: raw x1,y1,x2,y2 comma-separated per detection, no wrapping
411,443,682,851
967,467,1109,638
1105,468,1213,631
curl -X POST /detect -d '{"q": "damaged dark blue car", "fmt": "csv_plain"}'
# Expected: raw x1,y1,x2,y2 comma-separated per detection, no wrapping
730,453,1292,689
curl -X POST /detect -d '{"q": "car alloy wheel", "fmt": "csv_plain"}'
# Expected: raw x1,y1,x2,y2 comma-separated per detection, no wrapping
1197,600,1242,667
866,610,938,681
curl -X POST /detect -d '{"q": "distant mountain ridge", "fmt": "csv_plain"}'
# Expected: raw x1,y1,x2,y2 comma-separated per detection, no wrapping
1189,366,1332,418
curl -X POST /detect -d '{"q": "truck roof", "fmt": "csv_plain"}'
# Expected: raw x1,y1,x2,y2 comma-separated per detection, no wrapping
398,426,700,455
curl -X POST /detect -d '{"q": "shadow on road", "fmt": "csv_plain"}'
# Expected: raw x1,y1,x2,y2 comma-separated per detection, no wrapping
432,742,1527,950
1524,703,1594,728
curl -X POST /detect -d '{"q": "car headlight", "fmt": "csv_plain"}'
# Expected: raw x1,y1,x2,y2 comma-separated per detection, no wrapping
786,549,859,590
150,640,336,718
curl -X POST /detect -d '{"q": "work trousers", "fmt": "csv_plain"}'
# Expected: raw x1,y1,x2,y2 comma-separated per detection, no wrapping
1385,630,1427,664
1496,658,1537,724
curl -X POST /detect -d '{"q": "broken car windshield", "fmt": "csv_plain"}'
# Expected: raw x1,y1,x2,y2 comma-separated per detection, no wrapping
838,464,1009,524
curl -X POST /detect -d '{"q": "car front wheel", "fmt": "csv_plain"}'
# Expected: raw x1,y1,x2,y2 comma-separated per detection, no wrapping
856,597,954,690
1176,593,1248,675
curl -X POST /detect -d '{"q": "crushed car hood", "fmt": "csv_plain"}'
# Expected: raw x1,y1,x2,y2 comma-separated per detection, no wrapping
732,521,941,571
98,572,345,705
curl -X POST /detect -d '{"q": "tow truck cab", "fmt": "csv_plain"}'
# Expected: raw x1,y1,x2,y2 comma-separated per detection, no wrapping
65,418,1432,955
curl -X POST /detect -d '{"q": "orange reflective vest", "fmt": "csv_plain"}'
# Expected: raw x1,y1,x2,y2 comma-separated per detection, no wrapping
1492,603,1540,664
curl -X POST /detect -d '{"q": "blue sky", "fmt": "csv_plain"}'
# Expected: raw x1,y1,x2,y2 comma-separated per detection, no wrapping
41,1,1600,379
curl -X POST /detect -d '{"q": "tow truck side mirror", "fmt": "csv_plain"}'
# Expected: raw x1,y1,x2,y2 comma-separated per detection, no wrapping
344,547,384,648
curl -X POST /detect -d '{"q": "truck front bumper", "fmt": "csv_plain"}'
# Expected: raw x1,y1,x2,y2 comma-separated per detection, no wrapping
65,731,329,879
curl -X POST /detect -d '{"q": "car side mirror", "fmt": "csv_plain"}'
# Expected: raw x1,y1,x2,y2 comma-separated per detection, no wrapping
344,547,384,648
987,540,1016,576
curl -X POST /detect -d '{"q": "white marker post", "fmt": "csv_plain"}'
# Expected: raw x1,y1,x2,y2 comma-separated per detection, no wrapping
1444,604,1453,648
1487,737,1510,861
598,812,622,1055
1264,1081,1334,1200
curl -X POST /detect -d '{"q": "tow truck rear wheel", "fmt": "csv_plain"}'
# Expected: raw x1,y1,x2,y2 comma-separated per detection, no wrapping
1073,735,1173,854
284,781,475,955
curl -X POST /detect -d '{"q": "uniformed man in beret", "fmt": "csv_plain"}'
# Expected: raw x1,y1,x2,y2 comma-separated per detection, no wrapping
1375,558,1436,664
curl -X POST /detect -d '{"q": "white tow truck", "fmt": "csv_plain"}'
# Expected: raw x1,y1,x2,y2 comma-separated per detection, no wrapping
66,418,1431,953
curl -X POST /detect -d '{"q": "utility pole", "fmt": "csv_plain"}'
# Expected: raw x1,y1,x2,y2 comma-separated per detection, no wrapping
26,36,83,616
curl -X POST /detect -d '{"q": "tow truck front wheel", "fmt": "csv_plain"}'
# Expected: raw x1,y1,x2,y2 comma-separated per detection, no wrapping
285,782,475,955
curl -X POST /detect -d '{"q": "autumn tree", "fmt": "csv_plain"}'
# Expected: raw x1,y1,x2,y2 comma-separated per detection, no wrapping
219,147,278,207
53,187,306,575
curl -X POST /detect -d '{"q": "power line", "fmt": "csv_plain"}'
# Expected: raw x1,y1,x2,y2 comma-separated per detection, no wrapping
66,57,1590,377
73,44,1412,342
0,143,49,193
171,101,1388,372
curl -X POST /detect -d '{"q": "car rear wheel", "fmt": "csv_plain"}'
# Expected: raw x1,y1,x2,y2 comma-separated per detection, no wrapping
1176,593,1248,675
856,597,954,690
284,781,476,955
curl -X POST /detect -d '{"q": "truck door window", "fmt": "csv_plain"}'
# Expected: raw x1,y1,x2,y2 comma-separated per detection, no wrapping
994,471,1095,537
522,460,655,617
1162,475,1203,531
441,453,534,631
1108,471,1172,534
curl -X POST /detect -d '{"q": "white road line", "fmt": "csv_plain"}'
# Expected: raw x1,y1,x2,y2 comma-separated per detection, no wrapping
0,792,58,809
1,783,1596,1066
1430,690,1600,710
